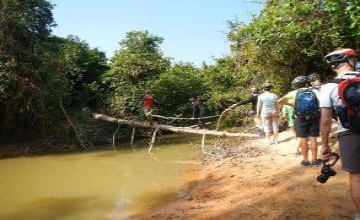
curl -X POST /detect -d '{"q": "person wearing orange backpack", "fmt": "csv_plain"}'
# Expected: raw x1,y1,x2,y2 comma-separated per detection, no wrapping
319,48,360,215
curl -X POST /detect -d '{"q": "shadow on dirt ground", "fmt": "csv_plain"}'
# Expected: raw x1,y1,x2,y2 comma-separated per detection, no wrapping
131,126,355,220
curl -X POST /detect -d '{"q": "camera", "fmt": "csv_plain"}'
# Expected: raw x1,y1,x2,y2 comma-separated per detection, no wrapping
316,152,340,184
317,166,337,183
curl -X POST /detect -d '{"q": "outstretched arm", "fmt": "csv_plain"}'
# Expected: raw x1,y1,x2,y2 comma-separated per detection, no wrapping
237,96,255,106
228,96,255,110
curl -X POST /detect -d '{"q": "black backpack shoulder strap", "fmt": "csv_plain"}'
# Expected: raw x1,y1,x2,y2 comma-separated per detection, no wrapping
330,78,343,84
330,73,360,84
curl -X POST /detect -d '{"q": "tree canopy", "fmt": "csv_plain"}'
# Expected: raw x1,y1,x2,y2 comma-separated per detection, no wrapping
0,0,359,144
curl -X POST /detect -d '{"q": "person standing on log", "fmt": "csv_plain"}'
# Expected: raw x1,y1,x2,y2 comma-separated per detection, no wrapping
190,97,209,129
143,91,156,124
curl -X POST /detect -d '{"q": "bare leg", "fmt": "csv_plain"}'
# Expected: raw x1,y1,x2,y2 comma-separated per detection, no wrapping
273,130,279,143
300,138,309,161
262,115,272,144
255,117,265,137
309,136,318,161
290,126,296,139
350,173,360,211
272,115,279,143
265,132,272,143
290,126,301,154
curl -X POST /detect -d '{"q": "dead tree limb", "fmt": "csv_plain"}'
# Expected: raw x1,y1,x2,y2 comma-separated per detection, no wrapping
216,103,240,131
60,98,88,150
112,125,120,151
151,114,220,120
148,128,160,154
92,113,258,138
130,127,136,150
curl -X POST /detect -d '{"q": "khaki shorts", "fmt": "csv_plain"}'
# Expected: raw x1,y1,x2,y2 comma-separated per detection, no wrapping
261,112,279,133
254,117,262,129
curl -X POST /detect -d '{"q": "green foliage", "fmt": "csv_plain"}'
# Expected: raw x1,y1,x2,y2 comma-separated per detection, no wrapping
109,31,170,83
1,0,359,143
152,63,207,117
227,0,360,96
0,1,108,138
104,31,170,118
202,56,244,112
0,0,56,134
57,36,108,109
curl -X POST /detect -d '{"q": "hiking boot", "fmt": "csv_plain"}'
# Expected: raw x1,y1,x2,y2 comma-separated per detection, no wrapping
301,160,312,168
311,159,323,167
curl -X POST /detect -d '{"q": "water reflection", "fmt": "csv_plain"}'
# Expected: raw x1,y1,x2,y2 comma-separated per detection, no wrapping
0,134,200,219
0,196,102,220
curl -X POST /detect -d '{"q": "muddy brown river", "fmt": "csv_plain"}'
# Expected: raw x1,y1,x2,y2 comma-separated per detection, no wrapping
0,134,200,219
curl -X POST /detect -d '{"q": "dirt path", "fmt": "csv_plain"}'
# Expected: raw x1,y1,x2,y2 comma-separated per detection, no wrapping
137,127,356,220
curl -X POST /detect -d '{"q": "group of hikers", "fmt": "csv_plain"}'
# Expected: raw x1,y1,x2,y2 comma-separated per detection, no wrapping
143,48,360,217
234,48,360,217
142,92,210,128
253,73,323,167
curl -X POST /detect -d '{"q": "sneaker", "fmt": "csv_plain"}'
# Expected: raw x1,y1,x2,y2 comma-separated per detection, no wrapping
301,160,312,168
311,159,323,167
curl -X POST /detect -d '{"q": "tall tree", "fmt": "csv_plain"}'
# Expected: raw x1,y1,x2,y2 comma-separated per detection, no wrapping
105,31,170,118
152,63,206,118
0,0,55,134
57,36,108,109
227,0,360,94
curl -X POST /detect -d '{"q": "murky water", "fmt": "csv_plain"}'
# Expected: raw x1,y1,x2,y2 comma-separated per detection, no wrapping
0,134,200,220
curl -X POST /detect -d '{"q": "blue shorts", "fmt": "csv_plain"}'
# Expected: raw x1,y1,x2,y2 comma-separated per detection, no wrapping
294,117,320,138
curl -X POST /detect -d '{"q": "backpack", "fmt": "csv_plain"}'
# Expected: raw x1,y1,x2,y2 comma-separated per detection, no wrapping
335,74,360,133
294,88,319,118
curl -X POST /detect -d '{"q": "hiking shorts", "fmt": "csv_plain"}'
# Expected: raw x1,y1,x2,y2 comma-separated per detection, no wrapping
144,108,153,118
338,130,360,173
294,117,319,138
261,112,279,133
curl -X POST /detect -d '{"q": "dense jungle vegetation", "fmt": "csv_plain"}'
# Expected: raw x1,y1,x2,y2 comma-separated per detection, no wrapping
0,0,359,148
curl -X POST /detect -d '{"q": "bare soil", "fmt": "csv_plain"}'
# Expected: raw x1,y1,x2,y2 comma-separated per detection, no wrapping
138,127,356,220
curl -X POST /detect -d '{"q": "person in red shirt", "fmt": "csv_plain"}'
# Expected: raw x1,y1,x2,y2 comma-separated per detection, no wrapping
143,92,156,124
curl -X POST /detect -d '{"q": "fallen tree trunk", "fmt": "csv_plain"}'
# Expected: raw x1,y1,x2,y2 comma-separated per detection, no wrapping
151,114,220,120
92,113,258,138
